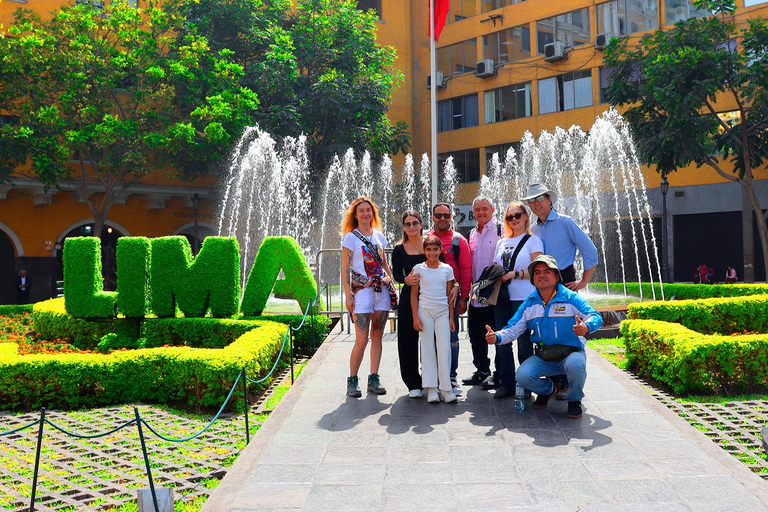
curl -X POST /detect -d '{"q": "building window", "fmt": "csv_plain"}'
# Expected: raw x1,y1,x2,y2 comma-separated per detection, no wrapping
536,8,591,54
481,0,522,13
599,66,614,104
745,0,768,5
664,0,709,25
438,94,479,132
538,70,593,114
439,149,481,183
76,0,105,9
437,39,478,77
356,0,381,19
448,0,476,23
596,0,659,37
482,25,531,64
484,82,532,123
485,142,522,163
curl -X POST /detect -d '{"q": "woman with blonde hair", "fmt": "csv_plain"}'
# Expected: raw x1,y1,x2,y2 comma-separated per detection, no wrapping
491,201,543,399
341,196,395,397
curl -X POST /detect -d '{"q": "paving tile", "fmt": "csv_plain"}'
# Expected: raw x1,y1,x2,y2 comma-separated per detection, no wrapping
454,482,532,508
322,445,386,464
582,459,660,480
525,477,611,507
303,484,382,511
256,445,327,465
386,428,449,445
384,462,453,484
386,444,450,463
228,483,310,509
314,463,385,485
649,458,725,479
247,464,318,484
381,483,458,509
327,430,388,447
668,476,768,511
628,439,709,461
515,458,591,483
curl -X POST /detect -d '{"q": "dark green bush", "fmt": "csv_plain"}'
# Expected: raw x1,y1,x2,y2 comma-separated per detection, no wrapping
150,236,240,318
98,333,143,352
142,318,259,349
241,236,318,316
0,305,33,315
34,299,139,350
600,282,768,299
117,237,151,318
63,237,117,318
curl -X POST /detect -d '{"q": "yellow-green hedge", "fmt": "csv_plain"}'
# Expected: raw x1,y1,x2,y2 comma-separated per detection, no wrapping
600,282,768,299
621,319,768,395
0,317,287,410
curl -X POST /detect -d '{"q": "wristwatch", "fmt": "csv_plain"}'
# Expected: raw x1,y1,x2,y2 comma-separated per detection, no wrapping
514,270,520,279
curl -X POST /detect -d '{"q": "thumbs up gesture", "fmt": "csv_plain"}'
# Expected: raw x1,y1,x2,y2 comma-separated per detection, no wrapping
485,325,497,345
573,315,588,336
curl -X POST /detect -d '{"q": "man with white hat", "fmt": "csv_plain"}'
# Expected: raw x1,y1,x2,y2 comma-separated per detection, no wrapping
522,184,598,291
484,254,603,419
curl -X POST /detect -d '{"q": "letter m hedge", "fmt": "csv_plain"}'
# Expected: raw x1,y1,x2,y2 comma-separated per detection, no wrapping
150,236,240,318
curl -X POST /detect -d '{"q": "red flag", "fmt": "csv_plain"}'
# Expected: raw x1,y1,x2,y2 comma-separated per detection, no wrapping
429,0,450,42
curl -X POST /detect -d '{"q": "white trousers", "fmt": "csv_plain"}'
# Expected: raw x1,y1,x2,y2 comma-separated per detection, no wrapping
418,305,452,391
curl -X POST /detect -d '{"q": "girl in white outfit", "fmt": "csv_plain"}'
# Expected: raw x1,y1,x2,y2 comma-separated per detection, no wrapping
411,235,457,403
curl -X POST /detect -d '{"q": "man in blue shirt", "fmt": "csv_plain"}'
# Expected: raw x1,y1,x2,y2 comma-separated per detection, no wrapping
522,184,598,291
485,255,603,419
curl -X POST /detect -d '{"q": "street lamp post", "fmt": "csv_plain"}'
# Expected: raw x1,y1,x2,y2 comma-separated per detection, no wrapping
191,193,201,255
660,176,670,282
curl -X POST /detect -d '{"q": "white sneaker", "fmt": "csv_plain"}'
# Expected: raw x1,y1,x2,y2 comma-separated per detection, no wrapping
441,390,457,403
427,388,440,403
452,385,463,396
408,389,423,399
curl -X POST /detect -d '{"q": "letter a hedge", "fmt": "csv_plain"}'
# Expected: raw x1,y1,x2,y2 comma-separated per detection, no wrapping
63,237,117,318
240,236,318,316
150,236,240,318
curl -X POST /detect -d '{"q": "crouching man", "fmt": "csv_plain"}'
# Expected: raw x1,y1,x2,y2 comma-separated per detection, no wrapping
485,255,602,419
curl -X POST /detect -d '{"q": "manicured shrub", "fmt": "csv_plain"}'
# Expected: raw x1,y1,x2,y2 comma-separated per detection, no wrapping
0,305,33,315
117,237,151,318
97,333,144,352
254,314,332,356
599,282,768,300
240,236,318,316
142,318,260,349
34,299,139,350
63,237,117,318
0,319,288,410
621,319,768,395
150,236,240,318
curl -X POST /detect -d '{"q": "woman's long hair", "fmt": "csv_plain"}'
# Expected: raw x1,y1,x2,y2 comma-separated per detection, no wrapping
503,201,531,238
341,196,381,235
397,210,423,244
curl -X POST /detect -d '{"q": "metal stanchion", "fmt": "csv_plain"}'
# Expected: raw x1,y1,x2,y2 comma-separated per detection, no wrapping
242,368,250,445
134,408,159,512
29,408,45,512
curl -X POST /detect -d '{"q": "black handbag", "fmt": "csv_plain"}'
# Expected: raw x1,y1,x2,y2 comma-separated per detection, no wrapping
535,343,580,363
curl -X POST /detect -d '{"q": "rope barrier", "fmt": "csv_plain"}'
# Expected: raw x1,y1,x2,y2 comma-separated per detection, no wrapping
43,417,137,439
246,329,290,385
0,418,40,437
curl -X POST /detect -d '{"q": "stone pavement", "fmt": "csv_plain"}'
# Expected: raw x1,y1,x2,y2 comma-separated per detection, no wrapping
203,328,768,512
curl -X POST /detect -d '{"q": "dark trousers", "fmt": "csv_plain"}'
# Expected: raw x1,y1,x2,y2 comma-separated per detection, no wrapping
495,298,533,392
467,304,496,374
560,265,576,285
397,285,422,391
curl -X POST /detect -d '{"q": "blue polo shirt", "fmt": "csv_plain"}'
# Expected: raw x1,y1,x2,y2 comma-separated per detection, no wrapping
531,208,598,270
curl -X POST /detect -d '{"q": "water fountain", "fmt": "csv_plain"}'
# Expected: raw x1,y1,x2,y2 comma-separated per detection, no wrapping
218,108,663,303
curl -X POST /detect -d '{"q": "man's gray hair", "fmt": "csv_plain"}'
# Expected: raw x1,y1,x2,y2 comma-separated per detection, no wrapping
472,195,494,209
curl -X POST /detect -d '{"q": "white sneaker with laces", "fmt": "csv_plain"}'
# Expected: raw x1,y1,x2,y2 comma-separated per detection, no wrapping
427,388,440,403
441,390,458,403
408,389,423,399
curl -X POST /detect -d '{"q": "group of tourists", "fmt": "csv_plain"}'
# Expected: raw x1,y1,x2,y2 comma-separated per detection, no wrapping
340,184,603,419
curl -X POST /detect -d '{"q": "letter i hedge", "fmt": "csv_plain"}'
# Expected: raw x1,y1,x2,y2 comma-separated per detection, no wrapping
117,237,151,318
150,236,240,318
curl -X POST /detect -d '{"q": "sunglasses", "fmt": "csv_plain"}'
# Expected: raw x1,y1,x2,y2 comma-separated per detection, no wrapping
506,212,525,221
433,213,451,219
403,221,420,228
527,194,549,204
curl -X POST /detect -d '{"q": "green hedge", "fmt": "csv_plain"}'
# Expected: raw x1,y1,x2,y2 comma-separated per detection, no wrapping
150,236,240,318
628,294,768,335
117,237,151,318
63,237,117,318
600,282,768,299
0,305,33,315
0,319,288,410
241,236,318,317
33,298,331,355
621,319,768,395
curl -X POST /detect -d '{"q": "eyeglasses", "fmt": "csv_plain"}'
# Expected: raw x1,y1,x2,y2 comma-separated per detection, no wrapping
433,213,451,219
403,221,420,228
506,212,525,221
527,195,549,204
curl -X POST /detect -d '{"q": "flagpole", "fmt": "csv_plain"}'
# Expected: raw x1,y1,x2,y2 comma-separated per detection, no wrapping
430,0,438,207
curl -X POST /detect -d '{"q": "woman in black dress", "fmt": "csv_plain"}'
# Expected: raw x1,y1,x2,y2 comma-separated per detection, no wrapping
391,210,427,398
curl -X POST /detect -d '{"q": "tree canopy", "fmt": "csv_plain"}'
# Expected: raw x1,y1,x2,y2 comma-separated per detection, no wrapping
604,0,768,281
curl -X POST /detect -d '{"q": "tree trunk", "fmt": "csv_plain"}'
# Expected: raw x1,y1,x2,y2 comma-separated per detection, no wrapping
744,179,768,282
742,185,755,283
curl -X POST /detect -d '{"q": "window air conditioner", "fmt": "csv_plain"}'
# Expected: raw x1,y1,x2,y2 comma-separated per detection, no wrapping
475,59,496,78
427,71,446,89
543,41,567,62
595,33,613,51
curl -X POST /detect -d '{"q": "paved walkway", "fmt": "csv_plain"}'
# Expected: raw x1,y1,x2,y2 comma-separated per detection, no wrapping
203,328,768,511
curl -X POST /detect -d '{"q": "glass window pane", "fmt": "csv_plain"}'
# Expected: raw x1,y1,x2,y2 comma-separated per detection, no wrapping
465,94,479,127
555,14,572,46
462,40,478,72
573,71,593,108
452,97,463,129
449,45,464,76
438,100,451,132
483,34,499,62
646,0,659,30
745,0,768,5
572,8,591,45
437,47,450,75
484,90,497,124
539,77,558,114
665,0,687,24
597,2,620,36
497,29,511,63
519,26,531,57
466,149,480,182
537,19,555,54
626,0,646,32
